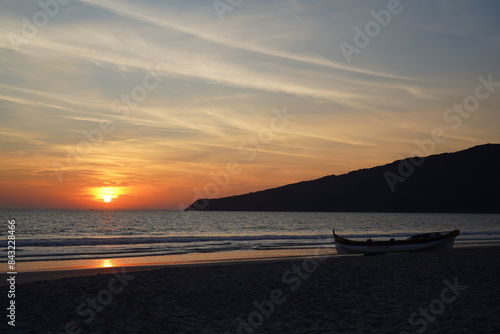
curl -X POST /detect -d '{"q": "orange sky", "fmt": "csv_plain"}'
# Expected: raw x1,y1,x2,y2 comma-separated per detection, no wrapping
1,1,499,209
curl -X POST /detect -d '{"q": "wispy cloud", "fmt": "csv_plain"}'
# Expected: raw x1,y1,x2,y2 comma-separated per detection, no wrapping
0,0,499,208
76,0,415,81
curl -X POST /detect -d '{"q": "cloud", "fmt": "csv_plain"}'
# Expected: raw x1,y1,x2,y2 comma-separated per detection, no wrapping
76,0,415,80
0,0,499,208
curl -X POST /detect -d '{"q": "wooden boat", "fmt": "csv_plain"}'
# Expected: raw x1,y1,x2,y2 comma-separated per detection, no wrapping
333,229,460,255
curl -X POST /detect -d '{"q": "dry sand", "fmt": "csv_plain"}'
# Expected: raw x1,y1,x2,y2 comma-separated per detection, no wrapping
6,247,500,333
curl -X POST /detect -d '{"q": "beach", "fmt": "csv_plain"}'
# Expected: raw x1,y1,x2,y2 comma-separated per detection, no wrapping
9,246,500,333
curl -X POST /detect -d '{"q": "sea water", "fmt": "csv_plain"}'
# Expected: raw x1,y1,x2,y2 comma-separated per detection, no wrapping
1,210,499,269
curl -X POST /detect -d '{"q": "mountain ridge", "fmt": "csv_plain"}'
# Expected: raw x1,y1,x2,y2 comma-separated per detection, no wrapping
186,144,500,213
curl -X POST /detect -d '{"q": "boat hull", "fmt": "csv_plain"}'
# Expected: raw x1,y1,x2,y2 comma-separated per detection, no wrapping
333,230,459,255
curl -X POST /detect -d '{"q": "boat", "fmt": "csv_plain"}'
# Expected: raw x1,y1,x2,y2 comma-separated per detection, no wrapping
333,229,460,255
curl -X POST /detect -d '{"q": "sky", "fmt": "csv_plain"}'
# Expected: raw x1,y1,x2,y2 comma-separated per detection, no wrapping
0,0,499,209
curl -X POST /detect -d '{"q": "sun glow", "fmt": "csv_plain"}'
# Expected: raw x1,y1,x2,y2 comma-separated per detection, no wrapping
90,186,126,204
101,259,113,267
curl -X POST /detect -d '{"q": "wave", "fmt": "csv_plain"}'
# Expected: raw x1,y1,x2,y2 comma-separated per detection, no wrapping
8,230,500,263
15,234,332,248
14,230,500,248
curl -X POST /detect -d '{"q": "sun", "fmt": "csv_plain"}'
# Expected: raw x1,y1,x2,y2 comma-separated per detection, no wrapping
101,259,113,267
90,186,125,204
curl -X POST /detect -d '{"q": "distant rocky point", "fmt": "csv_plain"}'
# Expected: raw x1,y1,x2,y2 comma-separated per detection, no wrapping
186,144,500,213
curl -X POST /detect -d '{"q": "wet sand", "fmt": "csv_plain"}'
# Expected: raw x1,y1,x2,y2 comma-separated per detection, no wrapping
8,246,500,333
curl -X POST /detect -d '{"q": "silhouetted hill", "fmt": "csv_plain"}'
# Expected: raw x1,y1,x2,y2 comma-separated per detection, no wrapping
186,144,500,213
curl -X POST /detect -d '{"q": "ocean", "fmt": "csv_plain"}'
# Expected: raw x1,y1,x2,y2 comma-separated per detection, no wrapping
2,210,500,270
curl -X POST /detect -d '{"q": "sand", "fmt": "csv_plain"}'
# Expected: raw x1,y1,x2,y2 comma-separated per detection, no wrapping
6,246,500,333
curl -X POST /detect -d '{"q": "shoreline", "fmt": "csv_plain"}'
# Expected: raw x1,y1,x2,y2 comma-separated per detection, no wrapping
2,244,498,285
1,248,336,285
